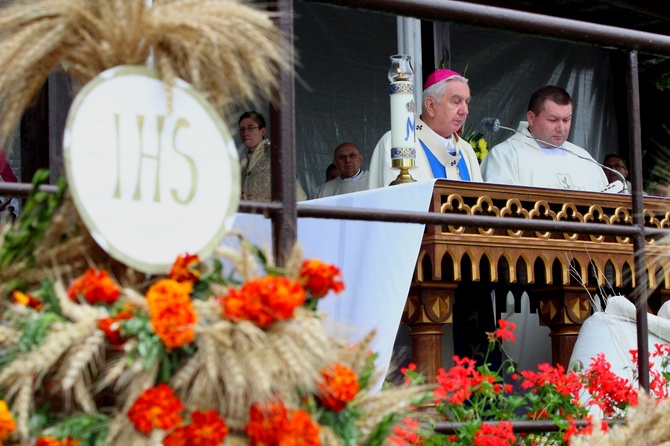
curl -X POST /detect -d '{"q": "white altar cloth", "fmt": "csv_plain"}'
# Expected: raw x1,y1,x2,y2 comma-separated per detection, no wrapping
228,180,437,389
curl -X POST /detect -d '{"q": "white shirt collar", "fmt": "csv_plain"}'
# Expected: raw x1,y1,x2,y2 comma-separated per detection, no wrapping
341,169,363,183
426,126,456,154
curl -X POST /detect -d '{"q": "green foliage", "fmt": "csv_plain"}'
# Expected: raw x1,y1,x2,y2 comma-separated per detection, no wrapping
0,169,67,269
17,312,65,353
32,279,63,315
52,414,110,446
120,313,165,369
655,70,670,92
119,313,195,382
192,258,225,299
317,406,361,446
357,353,378,392
363,412,399,446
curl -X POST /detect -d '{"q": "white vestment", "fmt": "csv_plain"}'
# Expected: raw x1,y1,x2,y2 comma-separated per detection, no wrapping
481,121,608,192
369,116,483,189
313,170,370,199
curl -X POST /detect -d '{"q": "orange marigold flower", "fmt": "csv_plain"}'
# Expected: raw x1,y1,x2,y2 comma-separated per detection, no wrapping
283,409,321,446
163,426,190,446
67,268,120,305
127,384,184,434
0,400,16,442
165,410,229,446
146,279,197,349
222,276,306,328
246,401,289,445
299,259,345,298
11,290,43,310
168,253,201,283
246,402,320,446
317,363,360,412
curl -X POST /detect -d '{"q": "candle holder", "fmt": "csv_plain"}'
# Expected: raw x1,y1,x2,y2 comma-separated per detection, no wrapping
388,54,416,186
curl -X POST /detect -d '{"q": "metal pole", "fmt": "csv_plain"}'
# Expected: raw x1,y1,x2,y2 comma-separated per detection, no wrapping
627,49,650,391
310,0,670,57
269,0,298,266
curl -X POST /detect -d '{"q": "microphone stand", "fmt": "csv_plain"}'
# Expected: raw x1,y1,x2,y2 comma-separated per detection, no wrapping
490,122,629,193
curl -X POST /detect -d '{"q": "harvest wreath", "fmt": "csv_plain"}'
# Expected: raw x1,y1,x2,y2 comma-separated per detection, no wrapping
0,176,427,445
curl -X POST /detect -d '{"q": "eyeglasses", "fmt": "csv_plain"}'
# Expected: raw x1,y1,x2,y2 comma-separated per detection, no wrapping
238,125,259,134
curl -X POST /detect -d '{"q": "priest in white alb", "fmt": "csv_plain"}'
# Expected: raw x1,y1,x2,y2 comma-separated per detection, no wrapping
313,142,369,198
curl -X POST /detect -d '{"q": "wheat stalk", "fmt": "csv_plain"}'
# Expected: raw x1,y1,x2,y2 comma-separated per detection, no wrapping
0,0,288,148
356,385,432,442
15,377,33,441
73,378,97,414
0,325,17,346
60,325,105,392
170,353,201,395
283,243,304,281
96,353,132,393
53,278,108,322
214,244,263,282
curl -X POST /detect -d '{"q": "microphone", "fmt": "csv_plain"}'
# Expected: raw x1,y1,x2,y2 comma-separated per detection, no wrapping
480,117,629,193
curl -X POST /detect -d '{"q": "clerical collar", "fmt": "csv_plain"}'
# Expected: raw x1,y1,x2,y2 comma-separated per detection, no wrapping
426,126,456,155
341,169,363,182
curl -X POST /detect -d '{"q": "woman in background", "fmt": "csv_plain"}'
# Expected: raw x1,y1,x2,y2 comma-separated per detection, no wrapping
238,111,306,202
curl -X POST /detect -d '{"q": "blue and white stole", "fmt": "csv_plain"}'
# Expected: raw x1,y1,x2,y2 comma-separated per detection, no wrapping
419,139,471,181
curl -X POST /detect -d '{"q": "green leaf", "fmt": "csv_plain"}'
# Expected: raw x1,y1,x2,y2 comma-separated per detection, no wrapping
17,312,65,353
357,352,378,391
0,170,66,268
33,279,62,315
52,414,110,446
318,407,361,446
362,412,398,446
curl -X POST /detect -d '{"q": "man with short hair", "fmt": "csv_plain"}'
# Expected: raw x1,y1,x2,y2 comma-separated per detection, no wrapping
481,85,608,191
368,68,482,188
603,153,631,190
237,111,307,201
314,143,369,198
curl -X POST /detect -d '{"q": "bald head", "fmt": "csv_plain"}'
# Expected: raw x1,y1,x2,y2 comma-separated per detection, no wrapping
333,143,362,179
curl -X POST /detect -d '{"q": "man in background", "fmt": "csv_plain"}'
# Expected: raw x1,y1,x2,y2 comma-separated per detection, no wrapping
238,111,307,201
481,85,607,191
603,153,632,191
314,142,369,198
